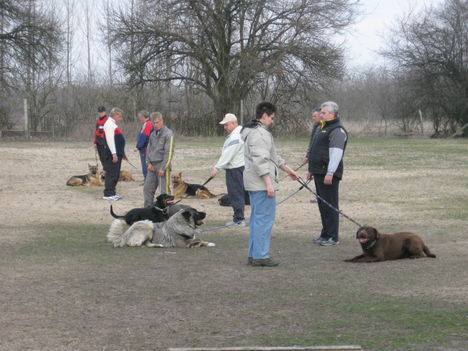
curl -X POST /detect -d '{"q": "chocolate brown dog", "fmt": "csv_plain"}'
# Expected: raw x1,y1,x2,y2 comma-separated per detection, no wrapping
345,226,436,262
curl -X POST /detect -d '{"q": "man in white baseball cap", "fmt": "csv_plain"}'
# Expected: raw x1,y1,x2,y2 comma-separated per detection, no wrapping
210,113,246,226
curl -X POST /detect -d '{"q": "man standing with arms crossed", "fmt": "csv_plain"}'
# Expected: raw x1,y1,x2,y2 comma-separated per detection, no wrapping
143,112,174,207
102,107,126,201
307,101,348,246
210,113,246,227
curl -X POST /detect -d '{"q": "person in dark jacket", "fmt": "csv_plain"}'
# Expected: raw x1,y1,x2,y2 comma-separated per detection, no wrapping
303,108,322,164
307,101,348,246
102,107,127,201
93,106,109,170
134,110,153,182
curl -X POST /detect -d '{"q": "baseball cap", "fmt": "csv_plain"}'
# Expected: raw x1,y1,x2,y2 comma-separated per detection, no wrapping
219,113,237,125
97,106,106,112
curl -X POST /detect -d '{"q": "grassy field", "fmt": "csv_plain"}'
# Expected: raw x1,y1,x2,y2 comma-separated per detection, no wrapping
0,136,467,351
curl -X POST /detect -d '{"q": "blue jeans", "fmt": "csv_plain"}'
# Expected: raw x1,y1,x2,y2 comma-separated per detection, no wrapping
139,149,148,179
248,191,276,259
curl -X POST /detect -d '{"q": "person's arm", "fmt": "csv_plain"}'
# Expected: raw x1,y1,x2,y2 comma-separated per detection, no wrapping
213,138,242,172
159,132,174,176
104,121,117,155
325,127,347,184
136,121,152,150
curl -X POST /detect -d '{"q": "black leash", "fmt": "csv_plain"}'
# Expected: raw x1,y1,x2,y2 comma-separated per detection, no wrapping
125,158,138,169
276,179,310,206
296,177,362,228
201,176,214,186
279,162,307,181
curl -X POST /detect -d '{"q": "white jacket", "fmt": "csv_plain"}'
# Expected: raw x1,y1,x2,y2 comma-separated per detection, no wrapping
213,126,245,171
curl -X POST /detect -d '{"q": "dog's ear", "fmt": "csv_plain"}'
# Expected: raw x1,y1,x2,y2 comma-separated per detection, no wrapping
370,227,378,238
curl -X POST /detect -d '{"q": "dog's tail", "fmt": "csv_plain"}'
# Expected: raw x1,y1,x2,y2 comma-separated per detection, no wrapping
106,219,127,247
110,205,125,220
423,245,436,258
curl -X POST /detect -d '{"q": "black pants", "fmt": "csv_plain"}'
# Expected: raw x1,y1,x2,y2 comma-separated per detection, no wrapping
96,144,107,171
102,154,122,197
313,173,340,241
226,167,245,222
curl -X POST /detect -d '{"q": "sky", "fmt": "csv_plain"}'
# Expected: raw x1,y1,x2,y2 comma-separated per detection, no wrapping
343,0,445,68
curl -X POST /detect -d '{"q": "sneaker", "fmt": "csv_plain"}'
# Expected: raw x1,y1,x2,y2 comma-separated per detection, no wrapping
102,195,122,201
312,236,326,244
225,220,246,227
250,258,280,267
320,238,340,246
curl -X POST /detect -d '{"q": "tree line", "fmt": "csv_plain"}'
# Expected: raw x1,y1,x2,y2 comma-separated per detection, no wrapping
0,0,466,138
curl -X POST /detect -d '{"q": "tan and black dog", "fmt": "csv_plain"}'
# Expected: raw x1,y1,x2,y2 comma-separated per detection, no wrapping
345,226,436,262
66,164,103,186
171,172,215,199
101,170,135,182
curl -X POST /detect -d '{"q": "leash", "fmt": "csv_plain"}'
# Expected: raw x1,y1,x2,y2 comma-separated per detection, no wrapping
296,177,363,228
202,176,214,186
125,158,138,169
279,162,307,181
276,179,310,206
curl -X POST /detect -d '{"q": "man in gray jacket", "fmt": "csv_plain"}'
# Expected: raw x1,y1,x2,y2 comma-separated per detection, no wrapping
241,102,299,267
143,112,175,207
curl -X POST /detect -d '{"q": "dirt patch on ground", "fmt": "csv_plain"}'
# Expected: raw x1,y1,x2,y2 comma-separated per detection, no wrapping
0,139,467,351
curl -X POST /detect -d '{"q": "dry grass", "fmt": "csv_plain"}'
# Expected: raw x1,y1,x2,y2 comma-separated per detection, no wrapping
0,137,467,351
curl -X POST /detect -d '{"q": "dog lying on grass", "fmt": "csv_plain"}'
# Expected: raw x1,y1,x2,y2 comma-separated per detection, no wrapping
345,226,436,262
110,194,174,225
171,172,215,199
101,170,135,182
107,208,214,248
66,164,103,186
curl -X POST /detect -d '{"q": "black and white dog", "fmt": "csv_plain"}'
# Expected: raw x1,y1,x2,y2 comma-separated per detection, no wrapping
110,194,175,225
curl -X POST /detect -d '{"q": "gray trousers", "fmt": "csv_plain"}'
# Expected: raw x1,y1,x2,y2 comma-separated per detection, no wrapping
226,166,245,222
143,167,171,207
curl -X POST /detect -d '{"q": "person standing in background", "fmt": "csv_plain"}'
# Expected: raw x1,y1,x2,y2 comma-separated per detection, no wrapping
210,113,246,227
307,101,348,246
303,108,322,164
94,106,108,170
134,110,153,184
102,107,127,201
143,112,174,207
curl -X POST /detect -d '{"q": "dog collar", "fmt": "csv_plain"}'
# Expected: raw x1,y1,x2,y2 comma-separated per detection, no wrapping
363,235,379,250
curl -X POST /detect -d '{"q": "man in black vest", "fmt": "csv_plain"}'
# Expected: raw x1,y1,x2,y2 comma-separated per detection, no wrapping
307,101,348,246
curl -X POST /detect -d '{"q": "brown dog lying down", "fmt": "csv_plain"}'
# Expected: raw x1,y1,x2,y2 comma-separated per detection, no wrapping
345,226,436,262
171,172,215,199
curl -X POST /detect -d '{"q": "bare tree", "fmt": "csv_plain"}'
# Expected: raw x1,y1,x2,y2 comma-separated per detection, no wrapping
383,0,468,136
109,0,357,126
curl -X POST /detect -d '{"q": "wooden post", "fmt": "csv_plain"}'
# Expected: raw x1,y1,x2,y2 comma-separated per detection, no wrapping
240,99,244,125
24,98,30,139
418,109,424,136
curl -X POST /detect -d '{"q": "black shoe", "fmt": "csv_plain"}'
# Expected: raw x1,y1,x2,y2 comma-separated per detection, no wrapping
247,257,253,265
251,258,280,267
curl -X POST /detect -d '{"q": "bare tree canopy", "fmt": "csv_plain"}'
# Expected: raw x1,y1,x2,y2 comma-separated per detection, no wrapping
109,0,357,119
383,0,468,136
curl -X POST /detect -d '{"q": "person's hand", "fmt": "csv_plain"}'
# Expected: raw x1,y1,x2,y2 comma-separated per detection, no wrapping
324,174,333,185
157,170,165,177
210,170,217,178
112,154,118,163
148,164,154,172
306,172,313,180
266,184,275,198
303,157,308,164
288,170,299,181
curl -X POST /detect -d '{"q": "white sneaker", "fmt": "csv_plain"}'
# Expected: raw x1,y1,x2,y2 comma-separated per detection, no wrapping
225,220,246,227
102,195,122,201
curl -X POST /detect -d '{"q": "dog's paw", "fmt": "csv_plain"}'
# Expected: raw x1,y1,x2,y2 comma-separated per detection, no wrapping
207,242,215,247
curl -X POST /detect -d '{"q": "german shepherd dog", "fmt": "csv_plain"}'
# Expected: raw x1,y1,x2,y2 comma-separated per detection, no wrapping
66,164,103,186
107,208,214,248
171,172,216,199
345,226,436,263
101,170,135,182
110,193,175,225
